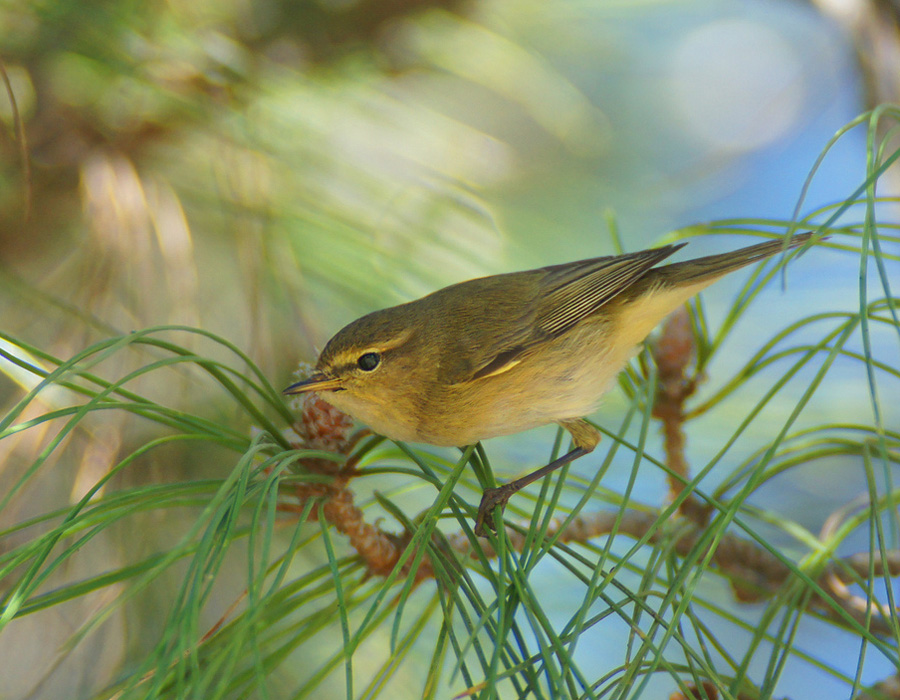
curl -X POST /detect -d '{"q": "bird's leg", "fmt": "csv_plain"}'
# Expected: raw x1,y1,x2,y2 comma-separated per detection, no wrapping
474,418,600,537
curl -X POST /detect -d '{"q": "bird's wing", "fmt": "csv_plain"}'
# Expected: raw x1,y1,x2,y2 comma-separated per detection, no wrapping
464,244,686,382
534,244,685,338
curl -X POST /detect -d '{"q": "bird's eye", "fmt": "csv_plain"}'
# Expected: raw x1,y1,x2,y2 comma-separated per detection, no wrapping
357,352,380,371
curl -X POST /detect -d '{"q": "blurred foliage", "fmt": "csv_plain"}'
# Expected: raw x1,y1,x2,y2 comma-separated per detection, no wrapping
0,0,503,373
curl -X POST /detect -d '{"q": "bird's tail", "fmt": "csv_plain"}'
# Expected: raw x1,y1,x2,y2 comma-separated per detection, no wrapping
653,231,817,288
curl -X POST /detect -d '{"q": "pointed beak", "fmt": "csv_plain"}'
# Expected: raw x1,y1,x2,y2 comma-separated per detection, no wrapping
283,372,344,395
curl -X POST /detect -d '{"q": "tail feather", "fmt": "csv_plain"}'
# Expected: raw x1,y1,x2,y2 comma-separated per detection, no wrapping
652,232,816,287
605,232,820,351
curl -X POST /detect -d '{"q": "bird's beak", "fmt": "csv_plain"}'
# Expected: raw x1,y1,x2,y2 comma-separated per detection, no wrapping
283,373,344,394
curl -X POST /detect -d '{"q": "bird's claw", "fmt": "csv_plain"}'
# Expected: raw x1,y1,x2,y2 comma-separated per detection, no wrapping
474,486,510,537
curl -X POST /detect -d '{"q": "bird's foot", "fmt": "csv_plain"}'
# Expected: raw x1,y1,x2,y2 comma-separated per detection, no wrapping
474,486,511,537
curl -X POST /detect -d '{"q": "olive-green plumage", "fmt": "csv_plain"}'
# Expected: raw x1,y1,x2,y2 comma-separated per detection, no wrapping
285,233,817,533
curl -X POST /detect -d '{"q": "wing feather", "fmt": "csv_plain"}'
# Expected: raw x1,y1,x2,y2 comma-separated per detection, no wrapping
535,244,686,338
459,243,686,383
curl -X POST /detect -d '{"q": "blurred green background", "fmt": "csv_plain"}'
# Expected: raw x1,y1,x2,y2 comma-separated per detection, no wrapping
0,0,876,362
1,0,898,698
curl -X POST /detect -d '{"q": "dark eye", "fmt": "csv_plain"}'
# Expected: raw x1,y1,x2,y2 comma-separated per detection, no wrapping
357,352,380,371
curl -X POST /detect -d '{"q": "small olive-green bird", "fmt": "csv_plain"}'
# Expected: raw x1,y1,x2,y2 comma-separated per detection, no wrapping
285,232,816,535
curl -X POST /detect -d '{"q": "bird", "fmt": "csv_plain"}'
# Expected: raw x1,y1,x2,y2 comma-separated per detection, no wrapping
285,232,817,535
